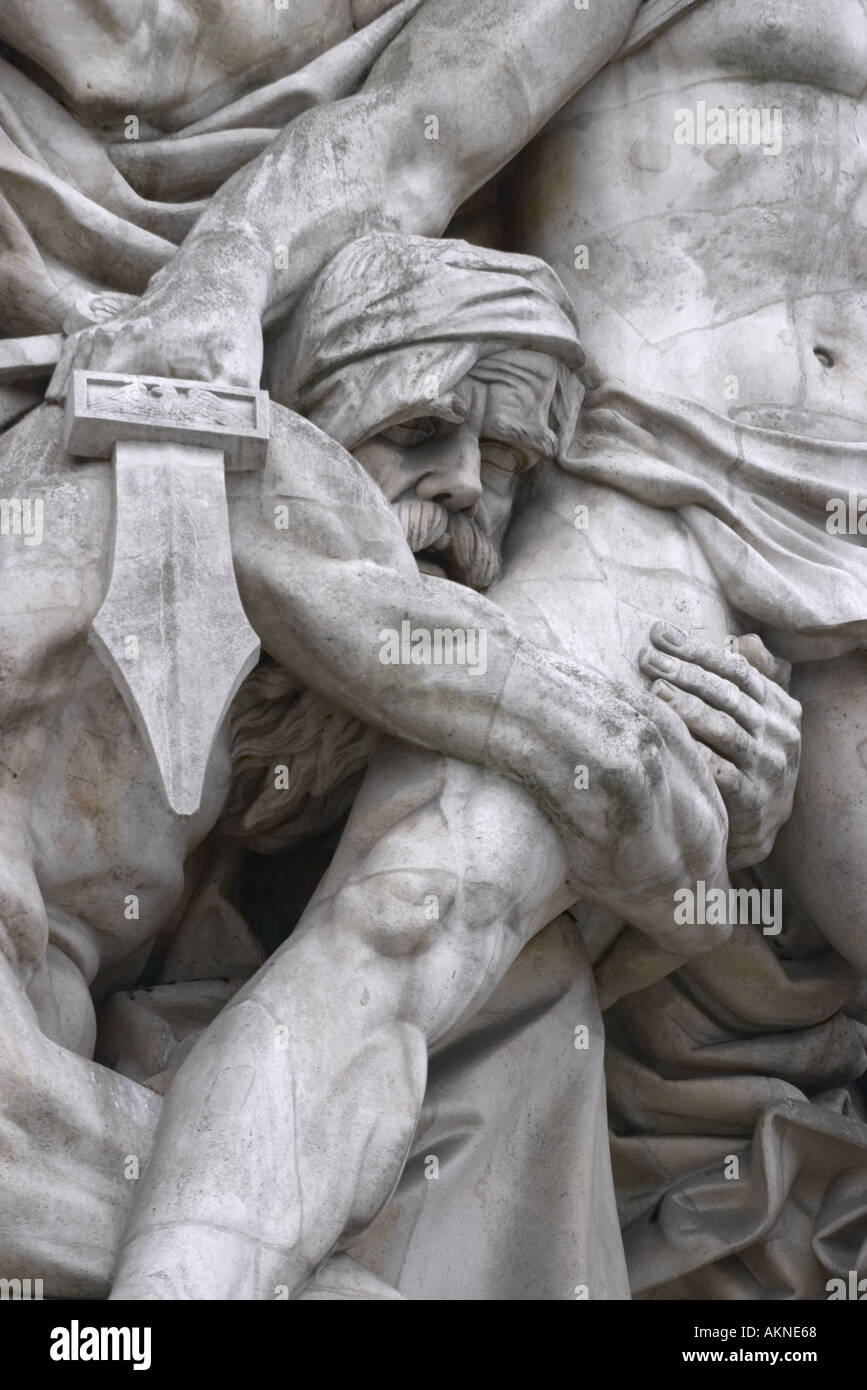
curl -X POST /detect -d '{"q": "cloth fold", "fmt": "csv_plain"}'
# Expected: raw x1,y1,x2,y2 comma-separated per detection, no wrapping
0,0,425,334
605,905,867,1299
564,381,867,661
269,231,585,453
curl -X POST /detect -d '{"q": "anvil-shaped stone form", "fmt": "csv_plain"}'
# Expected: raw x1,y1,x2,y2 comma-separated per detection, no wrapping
64,370,269,817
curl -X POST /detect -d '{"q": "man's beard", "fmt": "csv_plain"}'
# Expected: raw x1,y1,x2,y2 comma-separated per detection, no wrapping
392,497,501,590
223,500,500,850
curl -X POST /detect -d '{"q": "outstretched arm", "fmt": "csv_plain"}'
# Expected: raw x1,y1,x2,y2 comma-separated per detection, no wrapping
48,0,641,393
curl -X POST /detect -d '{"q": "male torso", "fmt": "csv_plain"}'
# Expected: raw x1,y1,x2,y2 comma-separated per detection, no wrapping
7,0,860,436
6,0,860,1053
518,0,867,437
508,0,867,976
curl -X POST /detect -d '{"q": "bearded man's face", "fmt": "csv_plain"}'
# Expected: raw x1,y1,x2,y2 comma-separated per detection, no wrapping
351,367,547,590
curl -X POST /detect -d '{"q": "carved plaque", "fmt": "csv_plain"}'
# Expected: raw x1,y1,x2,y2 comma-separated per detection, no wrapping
64,370,270,470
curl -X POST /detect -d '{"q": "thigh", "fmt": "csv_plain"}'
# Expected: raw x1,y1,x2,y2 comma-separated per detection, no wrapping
770,652,867,973
312,468,742,1009
0,404,108,796
494,465,739,684
312,740,575,1040
347,914,630,1301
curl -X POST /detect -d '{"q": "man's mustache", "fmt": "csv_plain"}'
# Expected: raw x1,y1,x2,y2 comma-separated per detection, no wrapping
392,497,501,590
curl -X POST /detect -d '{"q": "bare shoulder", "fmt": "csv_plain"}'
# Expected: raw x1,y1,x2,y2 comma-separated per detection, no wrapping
231,402,397,541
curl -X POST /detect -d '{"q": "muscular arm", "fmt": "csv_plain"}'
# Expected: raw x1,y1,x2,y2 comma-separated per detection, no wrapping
48,0,641,390
192,0,642,323
228,405,731,950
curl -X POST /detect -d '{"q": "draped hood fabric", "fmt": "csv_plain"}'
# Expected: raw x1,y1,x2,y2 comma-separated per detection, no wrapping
268,232,586,455
0,0,426,336
564,382,867,662
604,903,867,1299
0,0,693,342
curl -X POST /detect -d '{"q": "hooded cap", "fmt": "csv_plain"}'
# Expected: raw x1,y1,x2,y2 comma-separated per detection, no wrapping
269,233,585,458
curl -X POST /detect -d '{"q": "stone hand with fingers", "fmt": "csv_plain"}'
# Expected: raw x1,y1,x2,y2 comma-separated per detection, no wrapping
639,624,802,871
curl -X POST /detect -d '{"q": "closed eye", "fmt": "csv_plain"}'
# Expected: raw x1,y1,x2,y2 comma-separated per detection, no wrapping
379,417,442,446
480,440,529,473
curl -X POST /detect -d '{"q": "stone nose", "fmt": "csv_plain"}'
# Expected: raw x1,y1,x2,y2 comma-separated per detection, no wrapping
414,427,483,512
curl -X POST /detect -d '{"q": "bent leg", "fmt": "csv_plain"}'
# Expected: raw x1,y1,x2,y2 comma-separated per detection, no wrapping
494,467,742,997
111,744,571,1299
111,468,742,1300
769,651,867,973
346,912,630,1300
0,934,160,1297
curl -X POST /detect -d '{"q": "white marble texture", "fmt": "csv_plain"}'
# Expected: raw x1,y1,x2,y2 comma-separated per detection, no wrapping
0,0,865,1301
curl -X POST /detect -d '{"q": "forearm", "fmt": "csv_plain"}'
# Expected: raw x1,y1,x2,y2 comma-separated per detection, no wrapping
163,0,641,321
232,408,730,940
230,415,651,856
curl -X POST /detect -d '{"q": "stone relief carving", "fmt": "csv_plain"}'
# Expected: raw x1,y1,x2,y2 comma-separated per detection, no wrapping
68,376,265,444
0,0,865,1314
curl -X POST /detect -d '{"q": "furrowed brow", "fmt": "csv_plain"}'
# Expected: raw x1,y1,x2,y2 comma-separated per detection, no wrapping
483,414,552,460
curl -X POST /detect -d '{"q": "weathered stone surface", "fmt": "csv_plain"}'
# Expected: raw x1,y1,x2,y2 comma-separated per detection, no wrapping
1,0,866,1313
64,371,269,470
86,438,260,816
0,334,63,382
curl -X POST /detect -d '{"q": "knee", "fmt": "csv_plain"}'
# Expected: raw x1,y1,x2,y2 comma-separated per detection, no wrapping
332,869,459,959
331,861,525,961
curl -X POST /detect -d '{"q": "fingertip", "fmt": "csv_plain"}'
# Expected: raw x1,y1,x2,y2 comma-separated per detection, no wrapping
733,632,777,679
650,619,689,650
